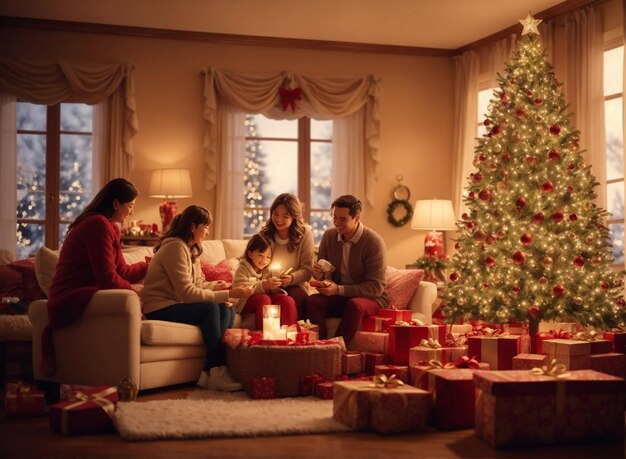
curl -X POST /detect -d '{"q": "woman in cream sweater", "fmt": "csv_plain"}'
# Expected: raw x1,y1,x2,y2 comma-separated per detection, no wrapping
142,205,253,391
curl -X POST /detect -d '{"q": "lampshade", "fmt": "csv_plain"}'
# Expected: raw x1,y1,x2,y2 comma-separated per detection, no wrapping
411,199,456,231
149,169,193,199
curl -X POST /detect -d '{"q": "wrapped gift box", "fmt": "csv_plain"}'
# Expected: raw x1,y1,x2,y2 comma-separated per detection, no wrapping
342,351,364,375
363,352,388,375
512,353,548,371
49,386,117,434
603,331,626,354
534,329,572,354
589,353,626,379
4,382,46,418
349,331,389,354
474,369,626,448
373,364,409,383
299,374,327,397
223,328,250,349
431,369,475,430
286,330,312,344
538,321,580,334
409,362,455,390
500,323,527,335
333,380,432,434
249,377,276,399
378,309,412,323
314,381,334,400
543,339,591,370
362,315,394,333
408,344,467,366
389,324,446,365
467,335,522,370
585,339,612,355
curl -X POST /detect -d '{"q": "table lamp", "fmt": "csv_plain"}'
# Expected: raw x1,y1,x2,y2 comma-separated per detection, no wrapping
149,169,193,233
411,199,456,259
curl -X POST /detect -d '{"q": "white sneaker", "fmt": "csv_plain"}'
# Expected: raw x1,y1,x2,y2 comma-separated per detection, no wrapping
197,370,210,389
206,366,243,392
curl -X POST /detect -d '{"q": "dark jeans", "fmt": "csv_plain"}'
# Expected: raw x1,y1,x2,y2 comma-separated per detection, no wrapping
145,302,235,371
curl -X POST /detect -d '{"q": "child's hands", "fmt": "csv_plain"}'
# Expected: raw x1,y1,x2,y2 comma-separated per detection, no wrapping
280,274,294,286
262,277,282,290
214,281,231,291
230,286,254,298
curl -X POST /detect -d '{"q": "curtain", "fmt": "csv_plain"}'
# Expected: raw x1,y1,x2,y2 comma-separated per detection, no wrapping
565,6,606,207
0,91,16,257
203,68,381,238
451,50,480,220
487,34,517,88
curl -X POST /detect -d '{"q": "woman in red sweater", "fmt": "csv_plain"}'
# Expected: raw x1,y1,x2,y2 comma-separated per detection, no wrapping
42,178,148,375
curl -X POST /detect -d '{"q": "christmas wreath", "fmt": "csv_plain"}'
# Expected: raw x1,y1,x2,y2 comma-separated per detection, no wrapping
387,199,413,227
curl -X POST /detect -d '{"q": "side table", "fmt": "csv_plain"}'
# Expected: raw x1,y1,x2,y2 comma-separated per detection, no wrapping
120,235,159,247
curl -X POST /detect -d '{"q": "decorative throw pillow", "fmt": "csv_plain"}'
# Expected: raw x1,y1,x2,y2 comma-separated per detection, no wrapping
34,247,60,297
201,259,234,283
1,258,46,309
385,266,425,310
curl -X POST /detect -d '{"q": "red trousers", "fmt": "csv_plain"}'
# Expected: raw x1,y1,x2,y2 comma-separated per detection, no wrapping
284,285,309,320
305,294,380,345
241,292,298,330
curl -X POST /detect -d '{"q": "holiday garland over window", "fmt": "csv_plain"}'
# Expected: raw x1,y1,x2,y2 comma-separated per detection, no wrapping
443,15,626,329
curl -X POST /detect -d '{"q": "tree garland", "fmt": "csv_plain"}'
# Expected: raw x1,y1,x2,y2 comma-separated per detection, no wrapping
387,199,413,227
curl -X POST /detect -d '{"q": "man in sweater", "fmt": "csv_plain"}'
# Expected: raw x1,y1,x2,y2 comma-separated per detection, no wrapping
306,195,388,345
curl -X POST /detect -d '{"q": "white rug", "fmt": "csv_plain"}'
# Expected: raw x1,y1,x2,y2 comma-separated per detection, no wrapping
113,390,352,440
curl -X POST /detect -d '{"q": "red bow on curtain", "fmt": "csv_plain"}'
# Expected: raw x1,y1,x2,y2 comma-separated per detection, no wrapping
279,87,302,112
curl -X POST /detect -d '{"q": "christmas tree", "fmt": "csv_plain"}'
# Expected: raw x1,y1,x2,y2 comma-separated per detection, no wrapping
443,14,626,330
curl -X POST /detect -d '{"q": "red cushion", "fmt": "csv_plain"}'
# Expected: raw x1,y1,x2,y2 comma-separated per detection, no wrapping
385,266,424,310
1,258,46,311
200,260,233,283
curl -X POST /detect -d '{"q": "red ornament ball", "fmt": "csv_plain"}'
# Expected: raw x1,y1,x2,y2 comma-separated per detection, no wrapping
520,233,532,245
473,172,483,183
567,185,574,193
553,284,566,297
515,197,527,208
473,230,486,241
479,153,487,162
502,152,511,161
483,119,491,126
484,256,496,267
541,180,554,193
548,149,561,162
600,281,610,290
478,189,492,201
449,272,460,282
483,283,490,288
466,221,475,229
569,213,577,222
567,163,576,171
573,256,585,267
461,212,469,220
617,298,626,307
491,125,502,136
550,124,561,135
511,286,521,294
515,108,526,117
468,191,476,200
512,251,526,265
528,305,540,318
526,156,538,165
534,97,543,106
552,210,564,223
532,212,545,224
485,235,497,245
454,242,461,250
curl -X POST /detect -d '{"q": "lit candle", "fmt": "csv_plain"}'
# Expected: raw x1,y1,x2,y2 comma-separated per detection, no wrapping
269,263,282,278
262,304,281,339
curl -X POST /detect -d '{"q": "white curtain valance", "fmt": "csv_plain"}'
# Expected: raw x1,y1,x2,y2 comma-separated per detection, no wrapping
202,67,381,206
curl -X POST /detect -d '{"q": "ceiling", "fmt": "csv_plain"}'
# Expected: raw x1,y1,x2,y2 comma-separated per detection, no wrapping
1,0,566,49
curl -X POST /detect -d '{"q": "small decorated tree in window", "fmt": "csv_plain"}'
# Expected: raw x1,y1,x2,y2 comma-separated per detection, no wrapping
442,15,626,332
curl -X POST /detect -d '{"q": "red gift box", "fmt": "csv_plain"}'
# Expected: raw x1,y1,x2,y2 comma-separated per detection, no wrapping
512,353,548,371
378,309,412,322
467,335,522,370
223,328,250,349
534,329,572,354
389,324,446,365
474,369,626,448
349,331,389,354
249,377,276,399
314,381,334,399
299,374,327,397
408,343,467,366
333,380,432,434
432,369,475,430
362,315,394,333
373,364,409,383
589,352,626,378
543,339,592,370
4,382,46,418
363,352,388,375
603,331,626,354
49,386,117,434
342,351,364,375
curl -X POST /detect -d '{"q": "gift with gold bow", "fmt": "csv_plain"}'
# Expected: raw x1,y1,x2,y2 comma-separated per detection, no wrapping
534,328,572,354
378,308,412,323
572,330,612,354
388,323,446,365
333,378,432,434
542,338,592,371
409,358,457,390
4,381,46,418
361,315,394,333
409,338,467,367
373,365,409,383
467,334,523,370
50,385,118,435
350,331,389,355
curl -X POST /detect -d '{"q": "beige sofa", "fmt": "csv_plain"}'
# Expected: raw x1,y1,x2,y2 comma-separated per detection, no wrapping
28,239,437,391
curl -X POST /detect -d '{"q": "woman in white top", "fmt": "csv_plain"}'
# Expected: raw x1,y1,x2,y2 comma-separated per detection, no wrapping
260,193,314,319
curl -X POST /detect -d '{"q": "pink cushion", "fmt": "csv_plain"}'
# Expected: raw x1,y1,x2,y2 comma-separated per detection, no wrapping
385,266,424,310
201,259,234,282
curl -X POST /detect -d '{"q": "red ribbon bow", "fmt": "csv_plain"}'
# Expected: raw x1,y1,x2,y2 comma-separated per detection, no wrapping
548,328,573,339
279,87,302,112
454,355,482,369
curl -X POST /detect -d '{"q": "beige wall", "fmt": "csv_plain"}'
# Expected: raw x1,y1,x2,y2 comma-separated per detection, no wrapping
0,25,455,267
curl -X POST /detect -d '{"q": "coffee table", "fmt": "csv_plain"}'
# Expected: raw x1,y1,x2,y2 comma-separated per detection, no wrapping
226,343,342,397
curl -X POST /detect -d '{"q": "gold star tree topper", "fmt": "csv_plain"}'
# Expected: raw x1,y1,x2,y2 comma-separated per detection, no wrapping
519,13,542,35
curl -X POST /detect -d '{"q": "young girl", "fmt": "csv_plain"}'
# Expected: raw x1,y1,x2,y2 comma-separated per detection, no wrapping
142,205,253,391
259,193,314,319
233,234,298,330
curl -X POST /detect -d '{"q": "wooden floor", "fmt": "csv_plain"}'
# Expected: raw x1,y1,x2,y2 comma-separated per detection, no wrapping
1,384,624,459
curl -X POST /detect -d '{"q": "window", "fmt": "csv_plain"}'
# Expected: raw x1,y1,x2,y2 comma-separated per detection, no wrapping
477,87,496,138
243,115,332,243
16,102,93,259
603,45,624,266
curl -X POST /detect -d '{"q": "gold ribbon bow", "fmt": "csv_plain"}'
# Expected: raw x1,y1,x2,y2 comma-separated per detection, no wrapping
530,359,570,379
426,359,456,370
62,387,117,433
372,374,404,388
420,338,442,349
297,319,315,330
572,330,599,342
